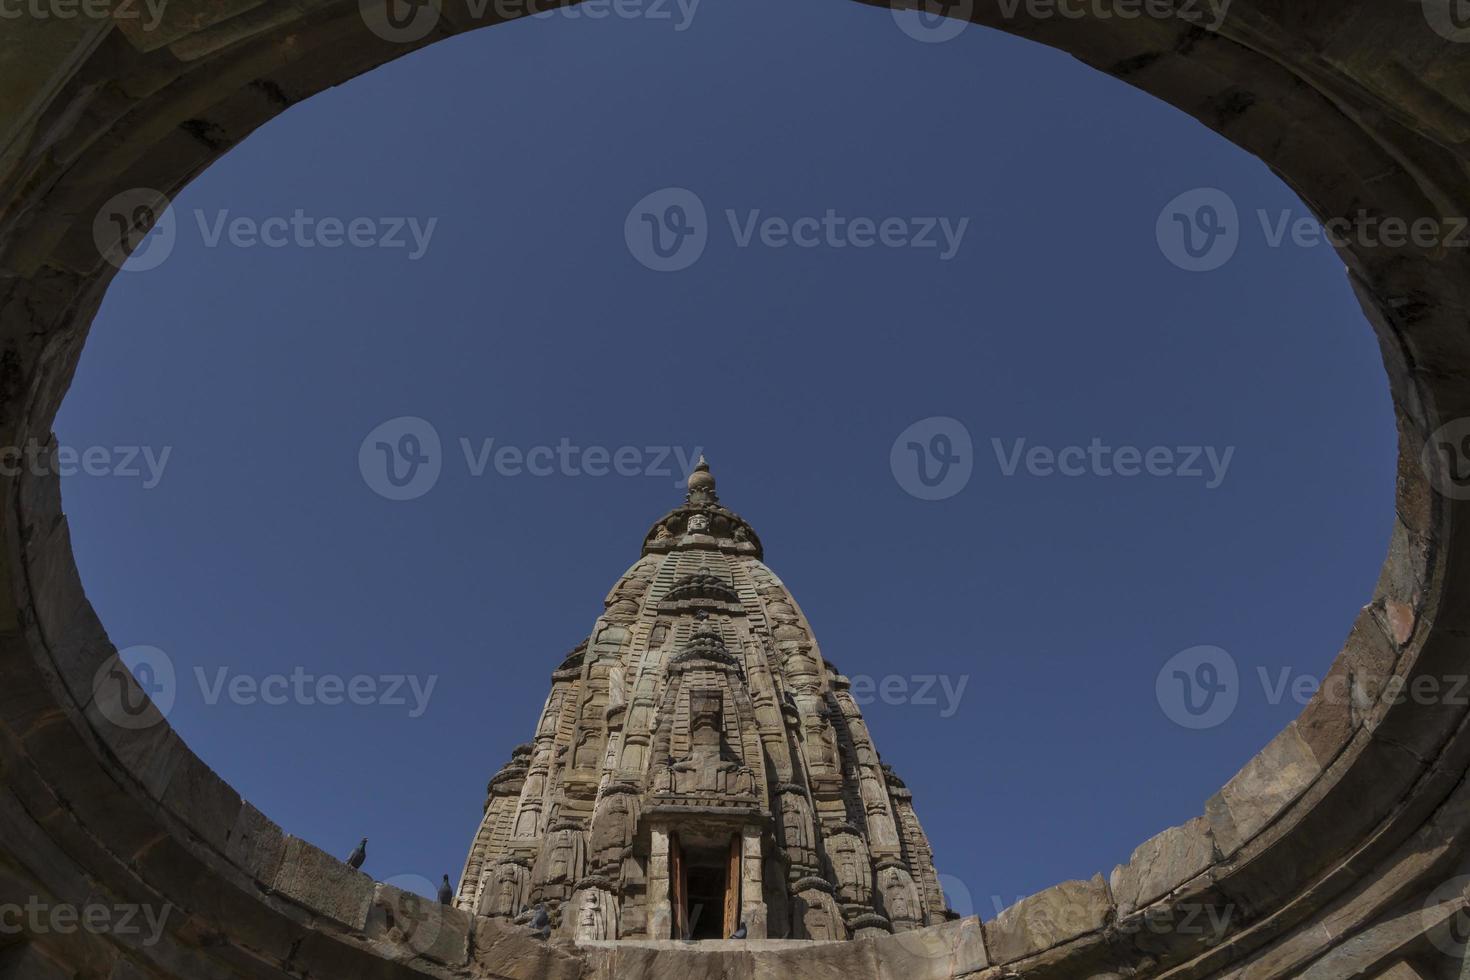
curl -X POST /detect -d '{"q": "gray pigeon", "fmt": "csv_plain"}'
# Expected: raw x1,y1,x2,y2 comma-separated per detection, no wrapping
347,837,367,870
529,903,551,939
438,875,453,906
730,921,747,940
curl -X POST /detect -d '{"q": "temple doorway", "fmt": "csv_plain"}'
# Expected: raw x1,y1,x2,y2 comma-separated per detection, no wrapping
670,832,742,940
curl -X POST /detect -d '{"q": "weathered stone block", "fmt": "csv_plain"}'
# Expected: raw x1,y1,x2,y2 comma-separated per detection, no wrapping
224,801,286,885
271,837,374,930
366,882,471,967
1205,722,1321,857
1109,817,1216,914
160,753,241,854
470,917,583,980
983,875,1112,965
870,916,988,980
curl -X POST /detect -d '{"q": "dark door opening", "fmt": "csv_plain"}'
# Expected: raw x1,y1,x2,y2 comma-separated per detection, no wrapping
684,864,726,940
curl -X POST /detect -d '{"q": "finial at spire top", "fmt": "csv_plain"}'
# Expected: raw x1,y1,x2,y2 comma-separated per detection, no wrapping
686,453,717,499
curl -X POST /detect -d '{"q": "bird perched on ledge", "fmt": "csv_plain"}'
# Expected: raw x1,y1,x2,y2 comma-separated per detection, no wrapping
730,922,747,940
438,875,453,906
347,838,367,870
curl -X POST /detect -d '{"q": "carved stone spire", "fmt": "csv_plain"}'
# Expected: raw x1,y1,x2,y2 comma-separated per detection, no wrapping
454,466,951,941
642,455,763,559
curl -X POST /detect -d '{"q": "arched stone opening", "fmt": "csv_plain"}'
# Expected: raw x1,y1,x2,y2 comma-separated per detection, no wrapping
0,3,1467,977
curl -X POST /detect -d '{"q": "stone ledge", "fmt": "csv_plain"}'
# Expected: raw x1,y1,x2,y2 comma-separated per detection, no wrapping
982,874,1113,966
270,837,374,931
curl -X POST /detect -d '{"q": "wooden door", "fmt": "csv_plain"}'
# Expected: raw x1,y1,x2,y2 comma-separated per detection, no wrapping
723,834,741,939
669,833,685,939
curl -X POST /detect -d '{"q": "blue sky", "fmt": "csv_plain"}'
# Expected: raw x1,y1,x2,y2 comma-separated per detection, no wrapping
60,0,1395,912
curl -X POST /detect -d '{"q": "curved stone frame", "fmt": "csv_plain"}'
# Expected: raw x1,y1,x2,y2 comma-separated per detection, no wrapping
0,3,1465,978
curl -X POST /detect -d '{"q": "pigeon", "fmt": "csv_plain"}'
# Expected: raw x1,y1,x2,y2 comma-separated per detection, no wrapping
529,903,551,939
730,921,747,940
438,875,454,906
346,837,367,870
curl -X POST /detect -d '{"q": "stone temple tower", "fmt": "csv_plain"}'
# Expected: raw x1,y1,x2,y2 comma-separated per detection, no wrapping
454,459,949,941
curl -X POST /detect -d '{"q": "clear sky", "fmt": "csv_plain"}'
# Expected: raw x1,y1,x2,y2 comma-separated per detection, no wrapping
59,0,1395,913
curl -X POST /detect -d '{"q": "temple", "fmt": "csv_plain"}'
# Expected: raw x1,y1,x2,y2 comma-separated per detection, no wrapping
453,458,950,941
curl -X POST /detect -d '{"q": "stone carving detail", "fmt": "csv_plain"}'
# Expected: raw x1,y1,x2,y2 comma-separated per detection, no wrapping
481,858,532,919
876,862,923,931
454,460,947,937
531,821,587,905
588,783,641,876
777,785,821,878
572,879,618,940
792,877,846,940
827,824,873,910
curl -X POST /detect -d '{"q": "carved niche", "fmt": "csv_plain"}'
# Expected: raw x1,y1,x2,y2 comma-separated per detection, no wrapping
775,785,820,877
571,879,618,940
531,821,587,904
588,783,641,877
791,877,846,940
826,824,873,910
481,858,532,919
876,862,924,931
